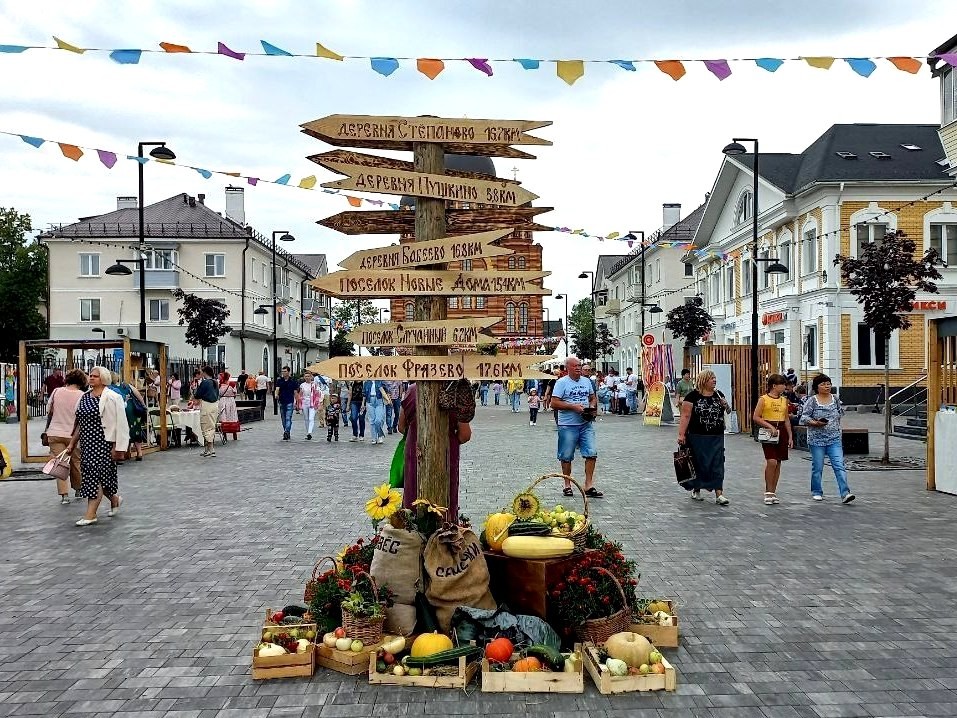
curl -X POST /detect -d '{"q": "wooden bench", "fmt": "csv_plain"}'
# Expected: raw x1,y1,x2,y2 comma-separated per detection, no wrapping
792,425,869,455
236,400,264,423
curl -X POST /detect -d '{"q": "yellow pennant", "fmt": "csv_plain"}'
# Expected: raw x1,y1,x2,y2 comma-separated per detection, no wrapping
316,42,343,61
53,36,86,53
298,175,318,189
556,59,585,85
803,56,835,70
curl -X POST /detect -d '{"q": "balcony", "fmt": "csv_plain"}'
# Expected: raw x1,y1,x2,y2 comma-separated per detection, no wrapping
940,120,957,177
302,297,327,316
132,269,179,289
595,298,621,319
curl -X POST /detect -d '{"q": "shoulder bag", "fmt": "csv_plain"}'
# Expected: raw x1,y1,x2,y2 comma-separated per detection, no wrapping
128,387,147,418
673,444,696,488
42,449,71,481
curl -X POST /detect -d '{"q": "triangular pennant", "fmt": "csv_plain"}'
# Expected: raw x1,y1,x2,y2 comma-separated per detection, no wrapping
58,143,83,161
274,174,291,185
416,58,445,79
109,49,142,64
556,59,585,85
316,41,344,61
19,135,45,148
388,203,400,210
845,58,876,77
222,171,240,177
887,56,922,74
755,57,784,72
195,168,213,179
803,56,835,70
347,196,363,207
514,58,540,70
607,232,620,240
298,175,317,189
608,60,636,71
703,59,732,80
96,150,117,168
159,41,191,53
654,60,686,80
0,45,29,53
128,155,149,165
261,40,292,56
467,58,494,76
53,37,86,53
217,42,245,60
247,177,259,186
371,57,400,76
937,53,957,68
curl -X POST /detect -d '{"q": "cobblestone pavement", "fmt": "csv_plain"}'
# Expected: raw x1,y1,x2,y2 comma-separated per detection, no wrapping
1,401,956,718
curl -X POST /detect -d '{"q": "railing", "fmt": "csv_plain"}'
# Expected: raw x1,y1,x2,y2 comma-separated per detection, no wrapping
887,374,928,417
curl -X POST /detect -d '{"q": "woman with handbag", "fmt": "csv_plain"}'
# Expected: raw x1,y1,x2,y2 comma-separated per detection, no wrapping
44,369,87,504
753,373,794,506
110,372,147,461
65,365,129,526
677,369,731,505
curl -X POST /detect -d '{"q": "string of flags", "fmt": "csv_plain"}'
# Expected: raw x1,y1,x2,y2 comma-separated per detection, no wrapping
498,336,563,349
0,37,954,84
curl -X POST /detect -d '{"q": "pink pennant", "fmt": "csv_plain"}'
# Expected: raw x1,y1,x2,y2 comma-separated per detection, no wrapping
217,42,245,60
96,150,117,168
938,53,957,68
703,59,732,80
467,58,493,76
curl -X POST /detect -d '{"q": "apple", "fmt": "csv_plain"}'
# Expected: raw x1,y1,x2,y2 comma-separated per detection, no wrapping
639,664,650,675
652,663,666,675
262,631,274,643
334,627,346,639
350,639,364,652
304,630,316,640
335,637,352,651
407,667,422,677
648,650,663,664
383,652,395,665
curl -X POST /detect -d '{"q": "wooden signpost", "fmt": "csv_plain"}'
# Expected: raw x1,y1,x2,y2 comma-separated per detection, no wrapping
338,229,514,270
346,318,500,348
304,112,552,516
318,207,553,236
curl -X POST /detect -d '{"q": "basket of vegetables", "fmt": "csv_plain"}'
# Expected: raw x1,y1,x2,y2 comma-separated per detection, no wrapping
521,474,590,552
340,570,386,645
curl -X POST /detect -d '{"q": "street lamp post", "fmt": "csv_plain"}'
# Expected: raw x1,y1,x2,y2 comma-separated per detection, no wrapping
623,231,647,335
542,307,550,337
553,293,569,342
578,271,597,367
723,139,788,436
136,141,176,340
106,257,147,338
268,230,295,412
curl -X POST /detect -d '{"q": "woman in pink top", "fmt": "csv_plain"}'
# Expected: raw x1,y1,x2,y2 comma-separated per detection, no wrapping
45,369,88,504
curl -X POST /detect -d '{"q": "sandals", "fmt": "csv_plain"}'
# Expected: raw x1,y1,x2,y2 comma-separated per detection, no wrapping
764,492,780,505
584,487,604,498
562,487,574,497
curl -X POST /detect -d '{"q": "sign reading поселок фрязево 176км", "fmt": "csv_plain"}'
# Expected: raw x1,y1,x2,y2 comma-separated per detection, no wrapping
310,269,550,298
307,354,552,382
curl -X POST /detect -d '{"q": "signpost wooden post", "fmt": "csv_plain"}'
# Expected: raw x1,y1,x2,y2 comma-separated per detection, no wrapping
338,229,514,271
318,207,554,236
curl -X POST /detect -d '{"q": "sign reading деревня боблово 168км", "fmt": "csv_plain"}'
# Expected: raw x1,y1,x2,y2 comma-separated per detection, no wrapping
311,269,550,298
306,354,553,382
338,229,514,271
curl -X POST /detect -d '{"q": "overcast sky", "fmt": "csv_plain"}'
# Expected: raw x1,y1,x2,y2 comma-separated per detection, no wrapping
2,0,955,320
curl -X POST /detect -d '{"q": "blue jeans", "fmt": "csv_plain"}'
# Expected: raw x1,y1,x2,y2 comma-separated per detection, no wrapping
810,441,851,497
511,392,521,412
385,398,401,432
368,399,386,441
626,391,637,414
350,401,365,437
479,387,488,406
280,402,294,435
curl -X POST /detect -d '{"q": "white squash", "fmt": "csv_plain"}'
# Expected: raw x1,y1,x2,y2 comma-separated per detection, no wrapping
322,632,338,648
257,643,287,657
501,536,574,559
605,658,628,677
381,636,406,655
653,610,672,626
604,632,652,668
335,637,353,651
296,639,311,654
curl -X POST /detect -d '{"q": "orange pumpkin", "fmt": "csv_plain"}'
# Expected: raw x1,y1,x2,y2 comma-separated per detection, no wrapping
512,656,542,672
484,637,514,664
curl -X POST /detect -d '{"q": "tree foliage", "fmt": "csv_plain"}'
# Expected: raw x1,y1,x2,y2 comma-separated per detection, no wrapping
664,300,715,347
172,289,231,353
0,208,47,360
834,229,942,464
568,298,595,360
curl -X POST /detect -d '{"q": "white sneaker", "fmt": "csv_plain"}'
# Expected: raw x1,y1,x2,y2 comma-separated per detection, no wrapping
107,496,123,517
530,421,534,425
349,437,358,442
770,494,780,504
691,490,704,501
358,437,365,442
812,495,824,502
716,495,730,506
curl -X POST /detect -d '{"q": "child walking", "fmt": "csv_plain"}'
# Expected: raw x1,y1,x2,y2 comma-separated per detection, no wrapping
528,388,541,426
325,395,341,442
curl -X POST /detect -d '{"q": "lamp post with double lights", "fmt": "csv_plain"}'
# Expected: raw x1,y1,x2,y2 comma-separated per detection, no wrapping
577,271,597,366
105,257,147,339
622,231,648,334
722,138,789,436
134,141,176,340
267,231,295,381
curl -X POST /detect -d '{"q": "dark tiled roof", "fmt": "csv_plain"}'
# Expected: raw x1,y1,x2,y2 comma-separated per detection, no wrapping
595,254,625,285
732,124,948,195
292,253,328,277
544,319,565,336
608,201,706,277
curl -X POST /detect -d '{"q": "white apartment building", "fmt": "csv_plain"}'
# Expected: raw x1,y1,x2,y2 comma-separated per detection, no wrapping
40,187,330,374
931,33,957,177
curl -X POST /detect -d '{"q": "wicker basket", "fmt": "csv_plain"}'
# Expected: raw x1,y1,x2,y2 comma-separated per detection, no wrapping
526,473,590,552
303,555,338,603
575,567,632,645
340,570,386,645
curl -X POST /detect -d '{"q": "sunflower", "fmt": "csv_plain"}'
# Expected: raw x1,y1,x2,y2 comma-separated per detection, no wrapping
412,498,449,517
511,492,540,520
365,483,402,520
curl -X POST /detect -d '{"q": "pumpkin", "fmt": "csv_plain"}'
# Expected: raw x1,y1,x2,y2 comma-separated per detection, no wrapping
483,512,515,552
605,658,628,677
484,637,514,663
605,632,653,668
512,656,542,672
409,632,454,658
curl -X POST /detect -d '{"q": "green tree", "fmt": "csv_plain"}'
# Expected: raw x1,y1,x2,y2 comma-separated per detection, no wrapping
834,229,942,464
331,300,387,356
0,208,47,360
172,289,231,358
568,298,595,361
664,299,715,346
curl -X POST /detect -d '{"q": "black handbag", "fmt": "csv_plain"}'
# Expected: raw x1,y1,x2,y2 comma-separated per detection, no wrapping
673,445,696,489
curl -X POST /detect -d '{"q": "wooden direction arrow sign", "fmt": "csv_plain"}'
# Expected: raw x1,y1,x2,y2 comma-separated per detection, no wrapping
308,150,507,182
307,353,552,382
339,229,513,271
301,115,551,159
318,207,553,236
311,269,550,298
320,161,539,207
346,318,501,348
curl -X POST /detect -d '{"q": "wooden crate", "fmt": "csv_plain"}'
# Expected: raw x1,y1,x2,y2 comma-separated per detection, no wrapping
629,600,679,648
582,643,676,694
261,609,317,638
316,638,384,676
484,550,591,621
251,645,315,680
480,645,584,693
368,651,480,689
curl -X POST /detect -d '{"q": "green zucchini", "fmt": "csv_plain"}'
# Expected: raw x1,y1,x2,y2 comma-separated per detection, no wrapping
402,644,481,667
507,522,552,536
526,644,564,671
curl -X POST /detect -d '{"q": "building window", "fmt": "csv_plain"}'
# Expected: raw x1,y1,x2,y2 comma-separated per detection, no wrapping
734,189,753,225
476,296,486,309
802,228,817,274
855,223,888,256
206,344,226,366
462,296,472,309
519,303,528,333
506,302,516,332
805,325,817,368
79,253,100,277
517,256,526,269
261,262,268,285
462,259,472,272
205,253,225,277
684,263,693,277
149,299,169,321
448,297,459,309
742,258,753,295
251,258,257,282
759,249,771,289
725,266,735,299
778,239,792,281
80,298,100,322
930,223,957,266
655,259,661,282
709,272,721,305
856,323,888,367
404,301,414,320
143,249,176,270
507,256,516,270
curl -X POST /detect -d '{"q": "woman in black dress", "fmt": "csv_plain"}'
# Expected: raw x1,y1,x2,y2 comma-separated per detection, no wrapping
677,369,731,506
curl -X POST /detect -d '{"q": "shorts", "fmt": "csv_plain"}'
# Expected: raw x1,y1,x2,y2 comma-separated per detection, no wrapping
557,423,597,462
761,421,789,462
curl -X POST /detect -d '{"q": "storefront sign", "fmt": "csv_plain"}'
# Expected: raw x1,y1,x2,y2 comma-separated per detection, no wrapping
913,301,948,311
761,311,787,325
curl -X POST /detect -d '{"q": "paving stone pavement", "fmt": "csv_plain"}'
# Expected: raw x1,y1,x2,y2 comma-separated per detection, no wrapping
1,401,956,718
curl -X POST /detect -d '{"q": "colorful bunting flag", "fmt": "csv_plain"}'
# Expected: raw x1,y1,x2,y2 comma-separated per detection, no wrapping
217,42,245,60
109,49,142,64
298,175,317,189
845,57,877,77
58,143,82,161
347,196,362,207
315,42,343,61
128,155,148,165
467,58,493,76
514,58,540,70
0,44,28,53
755,57,784,72
655,60,686,81
938,53,957,68
608,60,636,71
261,40,292,56
556,59,584,85
704,59,732,80
96,150,117,168
371,57,399,76
247,177,259,186
887,56,922,74
803,56,835,70
274,173,291,185
19,135,44,147
195,168,212,179
159,41,191,53
53,37,85,53
416,58,445,79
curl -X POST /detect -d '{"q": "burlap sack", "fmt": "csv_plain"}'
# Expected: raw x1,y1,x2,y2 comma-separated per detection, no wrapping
384,603,417,636
423,525,496,632
369,524,424,606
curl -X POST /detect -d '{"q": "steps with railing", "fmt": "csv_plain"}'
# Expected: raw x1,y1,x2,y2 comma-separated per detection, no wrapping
888,375,928,441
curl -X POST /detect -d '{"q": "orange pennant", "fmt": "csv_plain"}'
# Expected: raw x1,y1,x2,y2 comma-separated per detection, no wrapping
803,56,835,70
887,56,922,74
416,58,445,80
58,143,83,161
556,60,585,85
347,195,362,207
159,42,192,53
654,60,686,81
223,171,241,177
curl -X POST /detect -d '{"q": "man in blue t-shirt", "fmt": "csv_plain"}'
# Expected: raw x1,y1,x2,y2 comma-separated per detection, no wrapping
273,366,298,441
550,357,602,498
